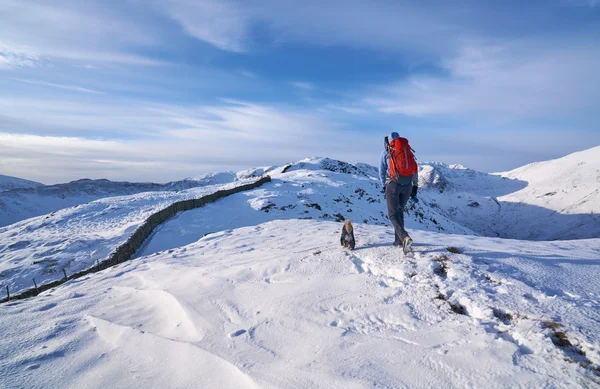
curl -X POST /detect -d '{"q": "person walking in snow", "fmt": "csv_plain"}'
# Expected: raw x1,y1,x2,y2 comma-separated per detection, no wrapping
379,132,419,254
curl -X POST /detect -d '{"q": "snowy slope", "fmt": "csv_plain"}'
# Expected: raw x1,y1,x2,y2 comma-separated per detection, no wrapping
0,174,44,192
1,153,600,388
0,172,237,228
410,146,600,241
0,158,471,297
496,146,600,240
137,157,473,256
0,178,258,296
1,220,599,388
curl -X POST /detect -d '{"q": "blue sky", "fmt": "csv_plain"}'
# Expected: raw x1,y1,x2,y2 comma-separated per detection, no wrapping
1,0,599,183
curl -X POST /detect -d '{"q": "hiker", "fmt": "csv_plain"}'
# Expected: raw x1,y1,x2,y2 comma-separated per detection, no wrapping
379,132,419,254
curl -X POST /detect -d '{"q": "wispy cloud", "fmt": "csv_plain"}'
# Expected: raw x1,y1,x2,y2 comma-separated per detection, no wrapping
365,40,600,119
290,81,315,90
14,78,104,95
0,97,376,183
238,70,257,78
0,44,40,69
0,0,162,67
152,0,466,55
156,0,250,53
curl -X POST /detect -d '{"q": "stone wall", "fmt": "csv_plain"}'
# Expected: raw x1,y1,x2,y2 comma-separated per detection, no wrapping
1,176,271,304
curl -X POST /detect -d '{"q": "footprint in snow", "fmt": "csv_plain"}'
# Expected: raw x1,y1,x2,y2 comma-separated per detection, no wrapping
230,329,247,337
38,303,57,312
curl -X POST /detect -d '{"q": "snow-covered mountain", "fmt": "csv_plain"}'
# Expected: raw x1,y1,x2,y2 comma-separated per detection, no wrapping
0,174,44,192
0,172,237,227
497,146,600,240
1,149,599,388
412,146,600,240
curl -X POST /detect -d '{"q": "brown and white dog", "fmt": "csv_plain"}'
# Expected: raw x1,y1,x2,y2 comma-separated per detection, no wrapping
340,220,355,250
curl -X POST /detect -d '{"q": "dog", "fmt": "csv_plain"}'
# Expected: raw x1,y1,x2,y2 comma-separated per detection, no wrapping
340,220,355,250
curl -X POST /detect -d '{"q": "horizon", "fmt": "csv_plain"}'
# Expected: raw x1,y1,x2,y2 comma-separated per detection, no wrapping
4,144,599,186
1,0,600,184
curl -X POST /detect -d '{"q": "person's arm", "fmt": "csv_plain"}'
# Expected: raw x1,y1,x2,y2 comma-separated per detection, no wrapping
379,150,388,187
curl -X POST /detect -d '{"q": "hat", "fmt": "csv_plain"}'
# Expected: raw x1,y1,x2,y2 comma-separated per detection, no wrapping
391,132,400,139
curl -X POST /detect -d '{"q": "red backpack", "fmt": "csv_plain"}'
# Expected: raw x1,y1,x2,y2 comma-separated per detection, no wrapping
387,137,418,178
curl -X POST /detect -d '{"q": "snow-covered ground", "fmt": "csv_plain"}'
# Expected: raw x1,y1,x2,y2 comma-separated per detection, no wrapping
137,157,472,257
1,220,599,388
496,146,600,240
1,150,600,388
0,174,44,192
413,146,600,240
0,178,258,296
0,172,238,228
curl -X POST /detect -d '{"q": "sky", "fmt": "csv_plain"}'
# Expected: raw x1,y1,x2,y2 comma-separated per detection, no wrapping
1,0,599,184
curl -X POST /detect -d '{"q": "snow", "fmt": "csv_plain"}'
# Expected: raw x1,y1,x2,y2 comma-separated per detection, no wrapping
411,147,600,240
0,173,237,228
495,146,600,240
0,178,257,296
1,150,600,388
137,157,472,257
1,220,599,388
0,174,43,192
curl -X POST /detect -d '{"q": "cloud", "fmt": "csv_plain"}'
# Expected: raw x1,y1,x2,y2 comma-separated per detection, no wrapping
0,44,40,69
290,82,315,90
153,0,466,55
0,0,163,67
156,0,250,52
14,79,104,94
0,97,378,183
238,70,257,78
364,40,600,119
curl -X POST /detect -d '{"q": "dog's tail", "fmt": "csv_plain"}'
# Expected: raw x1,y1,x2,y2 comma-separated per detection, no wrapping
344,219,353,233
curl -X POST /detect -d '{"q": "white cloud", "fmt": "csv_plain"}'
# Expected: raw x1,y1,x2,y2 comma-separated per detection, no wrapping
365,40,600,119
153,0,466,55
0,97,376,183
0,1,163,67
290,82,315,90
14,79,104,95
238,70,257,78
0,44,40,69
157,0,250,52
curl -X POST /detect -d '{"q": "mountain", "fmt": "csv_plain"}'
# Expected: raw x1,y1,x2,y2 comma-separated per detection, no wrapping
0,172,238,228
1,151,599,387
401,146,600,241
0,158,472,298
496,146,600,240
0,174,44,192
3,147,598,241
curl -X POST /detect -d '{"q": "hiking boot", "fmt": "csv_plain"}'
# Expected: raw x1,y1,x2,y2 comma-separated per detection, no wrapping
402,236,413,255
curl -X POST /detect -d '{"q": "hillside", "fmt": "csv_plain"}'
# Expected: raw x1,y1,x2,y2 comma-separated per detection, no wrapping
0,172,238,228
412,147,600,240
0,158,471,297
1,220,598,387
497,146,600,240
1,152,600,388
0,174,44,192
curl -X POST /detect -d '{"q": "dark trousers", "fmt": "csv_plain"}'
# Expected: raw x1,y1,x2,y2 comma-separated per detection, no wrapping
385,180,413,243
